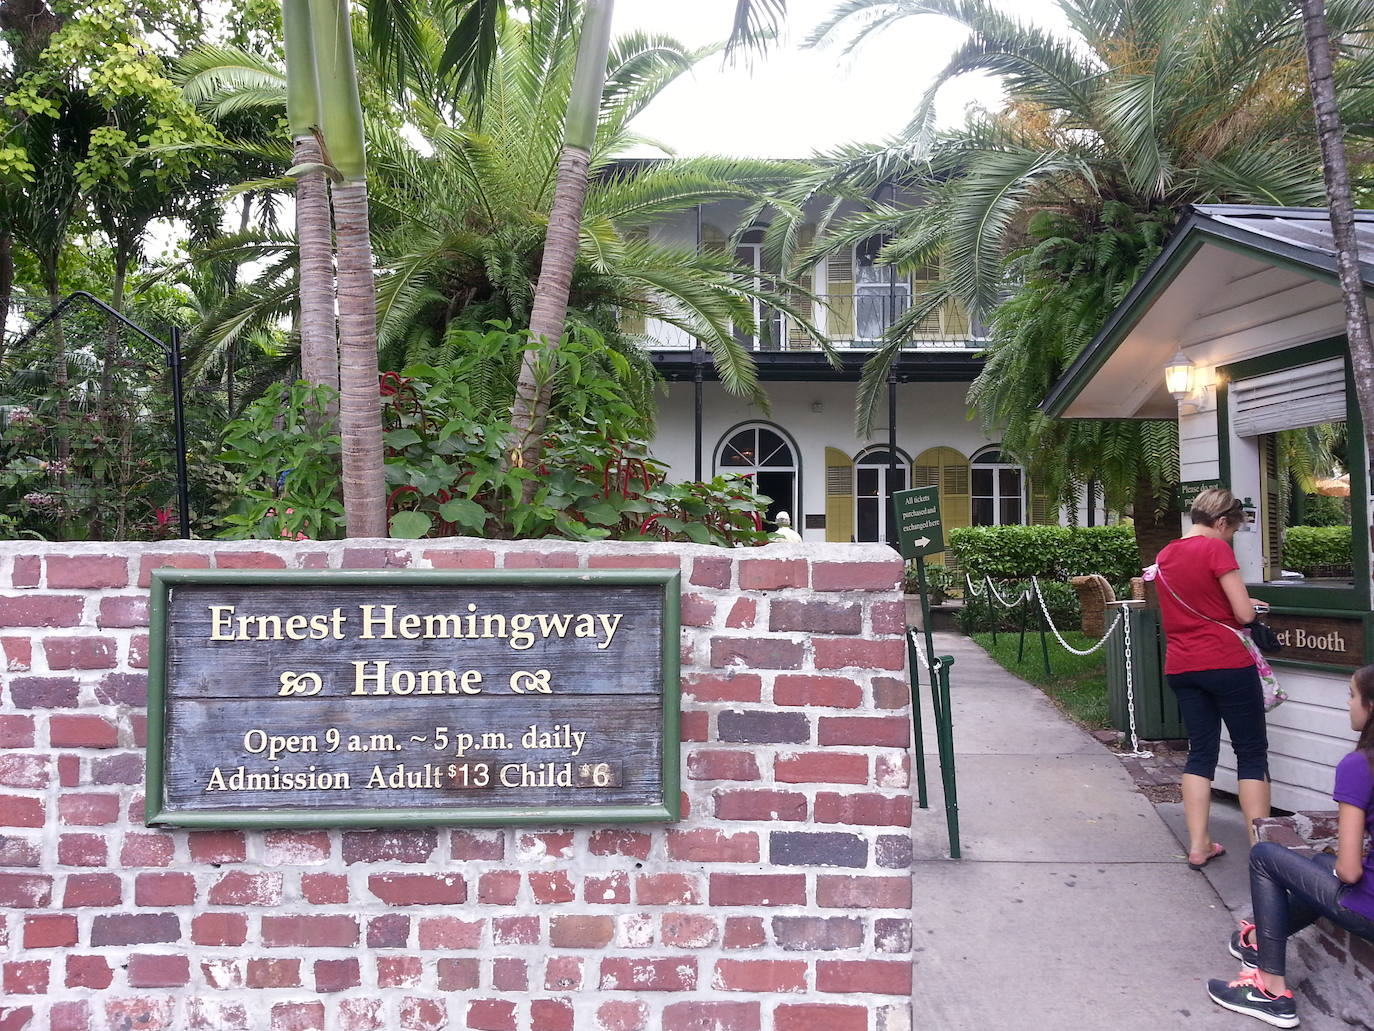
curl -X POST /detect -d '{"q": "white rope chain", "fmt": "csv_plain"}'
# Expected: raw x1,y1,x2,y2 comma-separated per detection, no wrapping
1120,607,1152,758
906,629,943,674
1029,577,1123,657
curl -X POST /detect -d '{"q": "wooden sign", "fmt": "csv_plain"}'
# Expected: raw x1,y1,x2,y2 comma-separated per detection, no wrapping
145,570,681,828
1178,479,1224,511
893,485,944,560
1264,611,1367,670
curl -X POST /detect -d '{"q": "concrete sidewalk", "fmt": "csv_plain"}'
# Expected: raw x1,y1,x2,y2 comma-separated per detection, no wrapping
907,631,1347,1030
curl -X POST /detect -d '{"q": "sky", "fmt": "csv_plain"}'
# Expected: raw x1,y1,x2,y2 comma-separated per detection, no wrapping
609,0,1070,159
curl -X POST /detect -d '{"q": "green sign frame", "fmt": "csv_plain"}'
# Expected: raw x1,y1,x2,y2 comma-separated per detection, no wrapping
893,485,945,560
146,568,682,829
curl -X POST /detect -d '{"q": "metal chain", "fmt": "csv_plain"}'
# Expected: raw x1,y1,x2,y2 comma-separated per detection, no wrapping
906,629,943,673
1029,577,1124,657
1121,609,1152,758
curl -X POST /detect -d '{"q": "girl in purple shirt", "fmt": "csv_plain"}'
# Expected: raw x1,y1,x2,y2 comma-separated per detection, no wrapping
1206,664,1374,1027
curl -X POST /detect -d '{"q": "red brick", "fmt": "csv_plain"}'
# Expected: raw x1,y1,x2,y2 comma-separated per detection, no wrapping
635,872,705,906
875,917,913,952
814,791,912,827
584,871,629,904
0,754,48,789
3,959,49,994
1,635,31,670
66,954,113,989
248,958,302,988
816,958,912,994
450,830,505,861
0,594,84,628
437,957,480,990
717,709,809,743
192,912,247,946
545,956,584,991
11,554,39,587
683,672,762,703
738,559,807,590
90,913,179,945
663,1001,761,1031
550,915,614,948
367,914,409,948
713,787,808,822
135,872,195,906
709,874,806,907
188,999,249,1030
812,560,902,591
372,872,466,907
712,959,806,993
873,676,910,709
667,829,759,864
0,873,52,908
188,830,246,863
493,915,540,945
0,794,42,829
214,550,288,569
314,957,361,992
65,873,122,907
817,875,912,909
492,956,527,991
814,637,905,671
421,549,497,569
50,716,117,749
120,833,174,867
871,600,906,634
261,915,359,947
478,870,520,905
681,593,717,627
210,870,283,906
104,999,170,1031
597,1000,648,1031
58,754,79,786
687,749,760,782
530,998,574,1031
9,675,79,708
138,552,210,587
587,553,680,570
710,636,803,670
50,1001,88,1031
130,714,147,746
599,957,697,992
723,916,766,950
529,871,575,904
302,872,348,904
418,916,483,949
264,829,332,865
271,1001,323,1031
97,595,148,628
43,636,117,670
725,598,756,628
91,751,142,784
128,953,190,988
47,556,129,589
518,831,574,858
0,715,35,746
341,548,412,570
770,598,862,634
774,751,868,784
343,829,436,864
400,997,447,1031
773,915,864,951
465,1000,516,1031
774,674,863,708
680,710,709,742
690,556,732,588
378,956,423,987
588,829,651,859
128,634,149,668
58,792,120,825
339,999,385,1031
875,751,910,789
503,551,579,569
818,715,910,747
0,834,40,866
23,913,77,948
661,914,719,948
774,1004,868,1031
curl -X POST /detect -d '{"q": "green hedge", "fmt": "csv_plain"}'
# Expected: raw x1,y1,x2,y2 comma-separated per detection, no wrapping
948,525,1139,582
958,578,1082,634
1282,525,1353,575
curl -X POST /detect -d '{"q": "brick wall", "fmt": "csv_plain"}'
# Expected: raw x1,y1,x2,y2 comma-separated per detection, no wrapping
0,540,913,1031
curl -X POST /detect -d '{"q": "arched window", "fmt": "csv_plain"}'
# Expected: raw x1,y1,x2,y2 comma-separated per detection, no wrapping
971,447,1024,526
716,423,798,525
854,446,911,543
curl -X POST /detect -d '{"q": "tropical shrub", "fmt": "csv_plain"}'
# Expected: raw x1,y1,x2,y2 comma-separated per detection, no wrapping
958,578,1081,636
949,525,1139,583
1282,526,1353,577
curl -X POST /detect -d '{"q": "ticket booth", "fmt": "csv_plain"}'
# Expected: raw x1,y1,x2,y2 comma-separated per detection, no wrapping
1043,204,1373,810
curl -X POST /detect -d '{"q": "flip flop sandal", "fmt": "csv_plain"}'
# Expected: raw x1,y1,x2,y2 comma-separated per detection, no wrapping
1188,842,1226,870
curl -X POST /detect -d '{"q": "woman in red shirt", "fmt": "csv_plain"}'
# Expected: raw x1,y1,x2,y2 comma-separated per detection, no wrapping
1154,488,1269,869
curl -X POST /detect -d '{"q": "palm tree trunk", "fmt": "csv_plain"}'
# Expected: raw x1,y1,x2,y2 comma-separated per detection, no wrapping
508,0,614,491
1298,0,1374,457
294,133,338,403
0,230,11,364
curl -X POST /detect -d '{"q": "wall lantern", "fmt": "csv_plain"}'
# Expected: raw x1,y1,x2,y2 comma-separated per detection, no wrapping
1164,350,1194,400
1163,350,1215,414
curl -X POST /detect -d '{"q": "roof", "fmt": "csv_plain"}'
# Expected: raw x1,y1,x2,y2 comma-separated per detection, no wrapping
1041,205,1371,420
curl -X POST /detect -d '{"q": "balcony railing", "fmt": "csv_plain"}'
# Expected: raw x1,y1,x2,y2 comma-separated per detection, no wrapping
637,293,983,352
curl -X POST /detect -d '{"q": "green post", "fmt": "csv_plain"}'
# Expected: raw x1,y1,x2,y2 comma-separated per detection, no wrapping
905,629,929,809
935,654,961,858
1038,592,1053,678
1017,586,1030,662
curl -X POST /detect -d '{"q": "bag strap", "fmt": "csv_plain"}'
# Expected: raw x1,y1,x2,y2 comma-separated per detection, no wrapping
1150,563,1247,642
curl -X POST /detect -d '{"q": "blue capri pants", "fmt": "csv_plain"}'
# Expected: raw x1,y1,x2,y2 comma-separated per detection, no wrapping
1165,665,1268,781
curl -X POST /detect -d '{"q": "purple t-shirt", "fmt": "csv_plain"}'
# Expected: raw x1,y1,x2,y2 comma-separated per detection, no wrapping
1332,750,1374,921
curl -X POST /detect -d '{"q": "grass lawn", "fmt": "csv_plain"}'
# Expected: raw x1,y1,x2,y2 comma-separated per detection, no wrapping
971,630,1111,733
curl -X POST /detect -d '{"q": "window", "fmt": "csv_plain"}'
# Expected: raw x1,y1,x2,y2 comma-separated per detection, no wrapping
716,423,798,525
734,228,783,352
854,447,909,543
971,448,1023,526
854,235,910,342
1256,423,1352,586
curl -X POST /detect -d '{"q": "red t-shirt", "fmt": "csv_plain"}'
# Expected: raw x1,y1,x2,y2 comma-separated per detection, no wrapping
1154,535,1254,675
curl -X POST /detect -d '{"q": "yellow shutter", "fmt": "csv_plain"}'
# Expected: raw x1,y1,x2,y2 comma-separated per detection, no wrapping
826,250,854,339
824,446,854,542
913,446,970,565
1028,478,1055,525
788,225,816,351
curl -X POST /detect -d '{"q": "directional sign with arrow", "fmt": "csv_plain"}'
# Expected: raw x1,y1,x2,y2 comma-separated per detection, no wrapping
892,485,944,560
